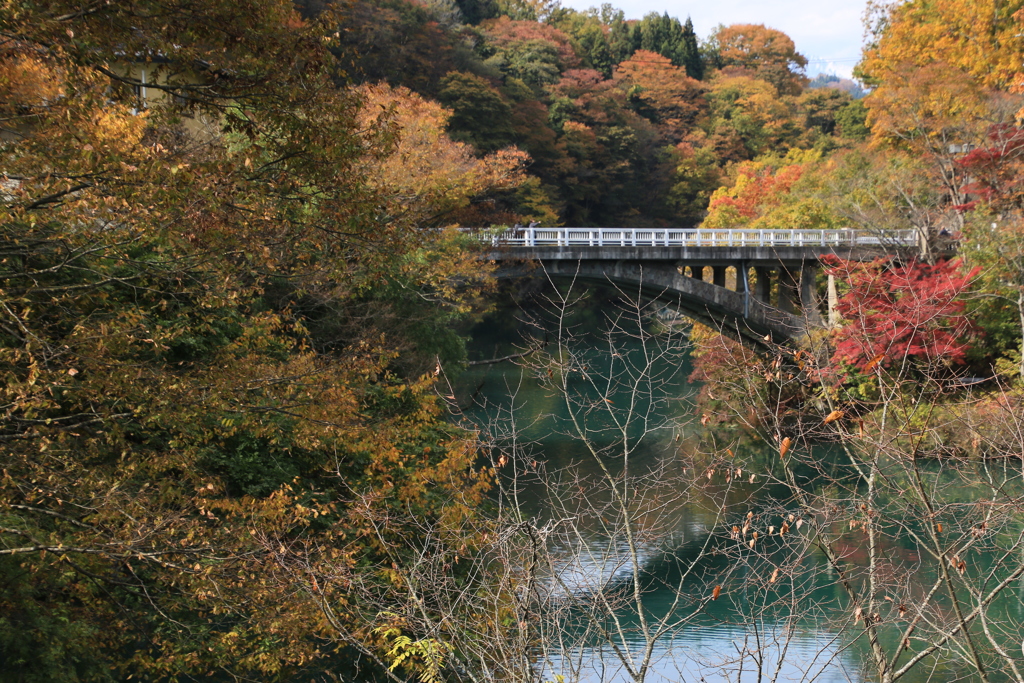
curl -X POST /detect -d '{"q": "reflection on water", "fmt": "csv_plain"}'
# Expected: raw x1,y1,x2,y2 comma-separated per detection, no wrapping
541,625,858,683
459,287,867,682
533,521,861,682
542,519,708,598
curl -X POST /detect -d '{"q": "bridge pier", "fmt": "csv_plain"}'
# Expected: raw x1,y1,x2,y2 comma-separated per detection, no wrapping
754,267,772,304
688,265,704,279
827,272,840,327
800,263,822,325
712,266,727,288
778,268,798,314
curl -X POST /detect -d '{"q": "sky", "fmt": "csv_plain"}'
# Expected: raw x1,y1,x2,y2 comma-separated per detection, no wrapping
557,0,868,79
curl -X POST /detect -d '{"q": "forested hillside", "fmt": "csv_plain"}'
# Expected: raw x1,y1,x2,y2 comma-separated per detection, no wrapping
3,0,1024,680
301,0,867,226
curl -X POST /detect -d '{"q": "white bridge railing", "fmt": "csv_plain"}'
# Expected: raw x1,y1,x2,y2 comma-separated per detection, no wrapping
482,227,917,248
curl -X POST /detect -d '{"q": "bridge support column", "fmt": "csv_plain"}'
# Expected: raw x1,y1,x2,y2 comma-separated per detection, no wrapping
778,267,798,314
689,265,704,280
712,266,727,288
827,272,839,327
754,267,772,303
800,263,822,325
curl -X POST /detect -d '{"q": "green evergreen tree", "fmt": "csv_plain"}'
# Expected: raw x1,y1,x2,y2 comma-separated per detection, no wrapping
629,13,696,71
682,17,704,80
602,5,634,63
454,0,500,23
549,5,631,77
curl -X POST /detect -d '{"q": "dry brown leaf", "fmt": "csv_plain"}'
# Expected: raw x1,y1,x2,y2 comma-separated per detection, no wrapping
863,353,886,371
823,410,844,425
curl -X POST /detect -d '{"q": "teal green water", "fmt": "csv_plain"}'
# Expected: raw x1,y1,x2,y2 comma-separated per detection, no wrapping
455,284,1024,683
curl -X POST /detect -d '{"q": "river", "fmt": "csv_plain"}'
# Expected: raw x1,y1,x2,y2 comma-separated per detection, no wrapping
455,281,1024,683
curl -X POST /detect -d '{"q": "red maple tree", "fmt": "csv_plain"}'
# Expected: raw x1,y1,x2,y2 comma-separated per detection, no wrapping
822,256,980,374
955,124,1024,212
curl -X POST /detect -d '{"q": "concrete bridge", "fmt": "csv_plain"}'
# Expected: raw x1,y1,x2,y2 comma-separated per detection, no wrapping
484,227,918,347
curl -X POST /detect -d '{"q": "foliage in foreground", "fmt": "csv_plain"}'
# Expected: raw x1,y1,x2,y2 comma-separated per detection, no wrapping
0,0,518,678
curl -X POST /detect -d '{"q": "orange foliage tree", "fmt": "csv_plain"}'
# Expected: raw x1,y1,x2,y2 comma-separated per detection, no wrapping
356,82,528,227
704,153,812,227
712,23,809,96
612,49,705,141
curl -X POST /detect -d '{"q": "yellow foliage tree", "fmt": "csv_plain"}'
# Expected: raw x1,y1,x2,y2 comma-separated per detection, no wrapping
355,82,528,227
859,0,1024,145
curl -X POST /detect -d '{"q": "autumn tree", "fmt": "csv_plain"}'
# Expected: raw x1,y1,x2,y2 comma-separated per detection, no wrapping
0,0,520,678
540,66,680,226
479,16,579,90
710,23,809,96
702,149,837,232
349,83,527,372
704,73,803,161
612,50,705,142
859,0,1024,103
823,257,980,377
856,0,1024,254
